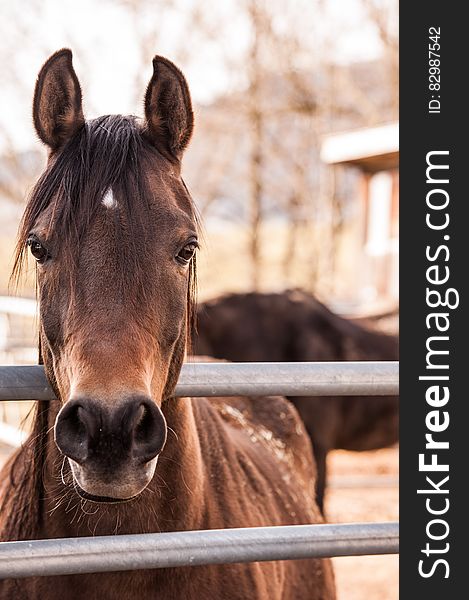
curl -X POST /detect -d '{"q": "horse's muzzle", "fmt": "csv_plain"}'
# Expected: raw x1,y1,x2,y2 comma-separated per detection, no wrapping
54,395,166,500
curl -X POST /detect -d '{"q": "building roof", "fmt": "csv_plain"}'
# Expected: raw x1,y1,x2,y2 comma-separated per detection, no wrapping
320,122,399,172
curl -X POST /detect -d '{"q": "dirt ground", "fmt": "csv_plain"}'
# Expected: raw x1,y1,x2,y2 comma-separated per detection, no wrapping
326,447,399,600
0,441,398,599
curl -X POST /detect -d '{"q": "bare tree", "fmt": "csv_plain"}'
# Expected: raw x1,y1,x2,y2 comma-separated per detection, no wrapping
246,0,265,290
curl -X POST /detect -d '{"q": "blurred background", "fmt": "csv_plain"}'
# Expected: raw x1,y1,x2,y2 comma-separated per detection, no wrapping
0,1,398,597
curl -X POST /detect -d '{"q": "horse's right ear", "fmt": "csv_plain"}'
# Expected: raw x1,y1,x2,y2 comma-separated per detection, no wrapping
33,49,84,151
143,56,194,161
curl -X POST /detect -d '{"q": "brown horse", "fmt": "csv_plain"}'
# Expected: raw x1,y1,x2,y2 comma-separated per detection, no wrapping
0,51,335,599
193,290,399,512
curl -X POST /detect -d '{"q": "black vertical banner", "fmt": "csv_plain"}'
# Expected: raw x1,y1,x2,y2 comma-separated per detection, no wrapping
400,1,467,596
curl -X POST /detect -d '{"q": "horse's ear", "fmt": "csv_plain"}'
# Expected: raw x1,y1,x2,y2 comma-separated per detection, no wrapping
144,56,194,160
33,49,84,151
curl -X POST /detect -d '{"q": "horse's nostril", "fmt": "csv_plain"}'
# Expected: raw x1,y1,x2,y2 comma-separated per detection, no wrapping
76,405,100,441
131,400,167,463
54,401,91,464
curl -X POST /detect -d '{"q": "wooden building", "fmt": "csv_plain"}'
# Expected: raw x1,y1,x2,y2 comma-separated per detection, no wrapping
321,122,399,306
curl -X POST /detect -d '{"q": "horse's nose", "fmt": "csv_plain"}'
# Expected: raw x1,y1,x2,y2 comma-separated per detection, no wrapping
54,396,167,465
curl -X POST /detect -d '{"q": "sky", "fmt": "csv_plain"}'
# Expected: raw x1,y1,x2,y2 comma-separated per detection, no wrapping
0,0,394,152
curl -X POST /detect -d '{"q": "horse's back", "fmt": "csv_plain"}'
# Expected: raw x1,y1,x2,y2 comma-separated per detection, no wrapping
193,394,318,507
191,395,335,600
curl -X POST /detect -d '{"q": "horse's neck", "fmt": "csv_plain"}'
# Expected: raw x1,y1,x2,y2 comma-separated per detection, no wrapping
155,397,207,526
40,397,206,537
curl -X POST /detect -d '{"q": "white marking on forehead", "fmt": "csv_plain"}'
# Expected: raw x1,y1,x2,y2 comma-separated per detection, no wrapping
102,188,117,209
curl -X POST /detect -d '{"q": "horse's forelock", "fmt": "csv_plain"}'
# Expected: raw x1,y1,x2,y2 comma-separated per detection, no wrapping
12,116,143,282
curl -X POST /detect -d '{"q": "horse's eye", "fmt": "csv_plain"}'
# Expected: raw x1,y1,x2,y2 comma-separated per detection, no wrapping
27,237,49,263
176,241,198,265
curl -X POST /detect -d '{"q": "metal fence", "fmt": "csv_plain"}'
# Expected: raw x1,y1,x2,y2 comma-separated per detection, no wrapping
0,523,399,579
0,361,399,401
0,361,399,578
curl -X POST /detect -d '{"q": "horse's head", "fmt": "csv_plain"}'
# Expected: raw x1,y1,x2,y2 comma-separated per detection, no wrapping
16,50,197,502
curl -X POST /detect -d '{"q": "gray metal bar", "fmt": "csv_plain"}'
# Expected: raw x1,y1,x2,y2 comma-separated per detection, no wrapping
0,361,398,401
0,522,399,579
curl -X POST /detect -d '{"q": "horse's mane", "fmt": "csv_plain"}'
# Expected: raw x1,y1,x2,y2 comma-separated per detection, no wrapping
2,115,198,541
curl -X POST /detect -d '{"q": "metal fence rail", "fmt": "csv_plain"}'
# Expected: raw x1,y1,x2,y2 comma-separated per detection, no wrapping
0,522,399,579
0,361,399,401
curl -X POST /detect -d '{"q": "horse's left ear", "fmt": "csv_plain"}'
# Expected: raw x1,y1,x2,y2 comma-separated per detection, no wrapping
33,49,84,151
144,56,194,160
